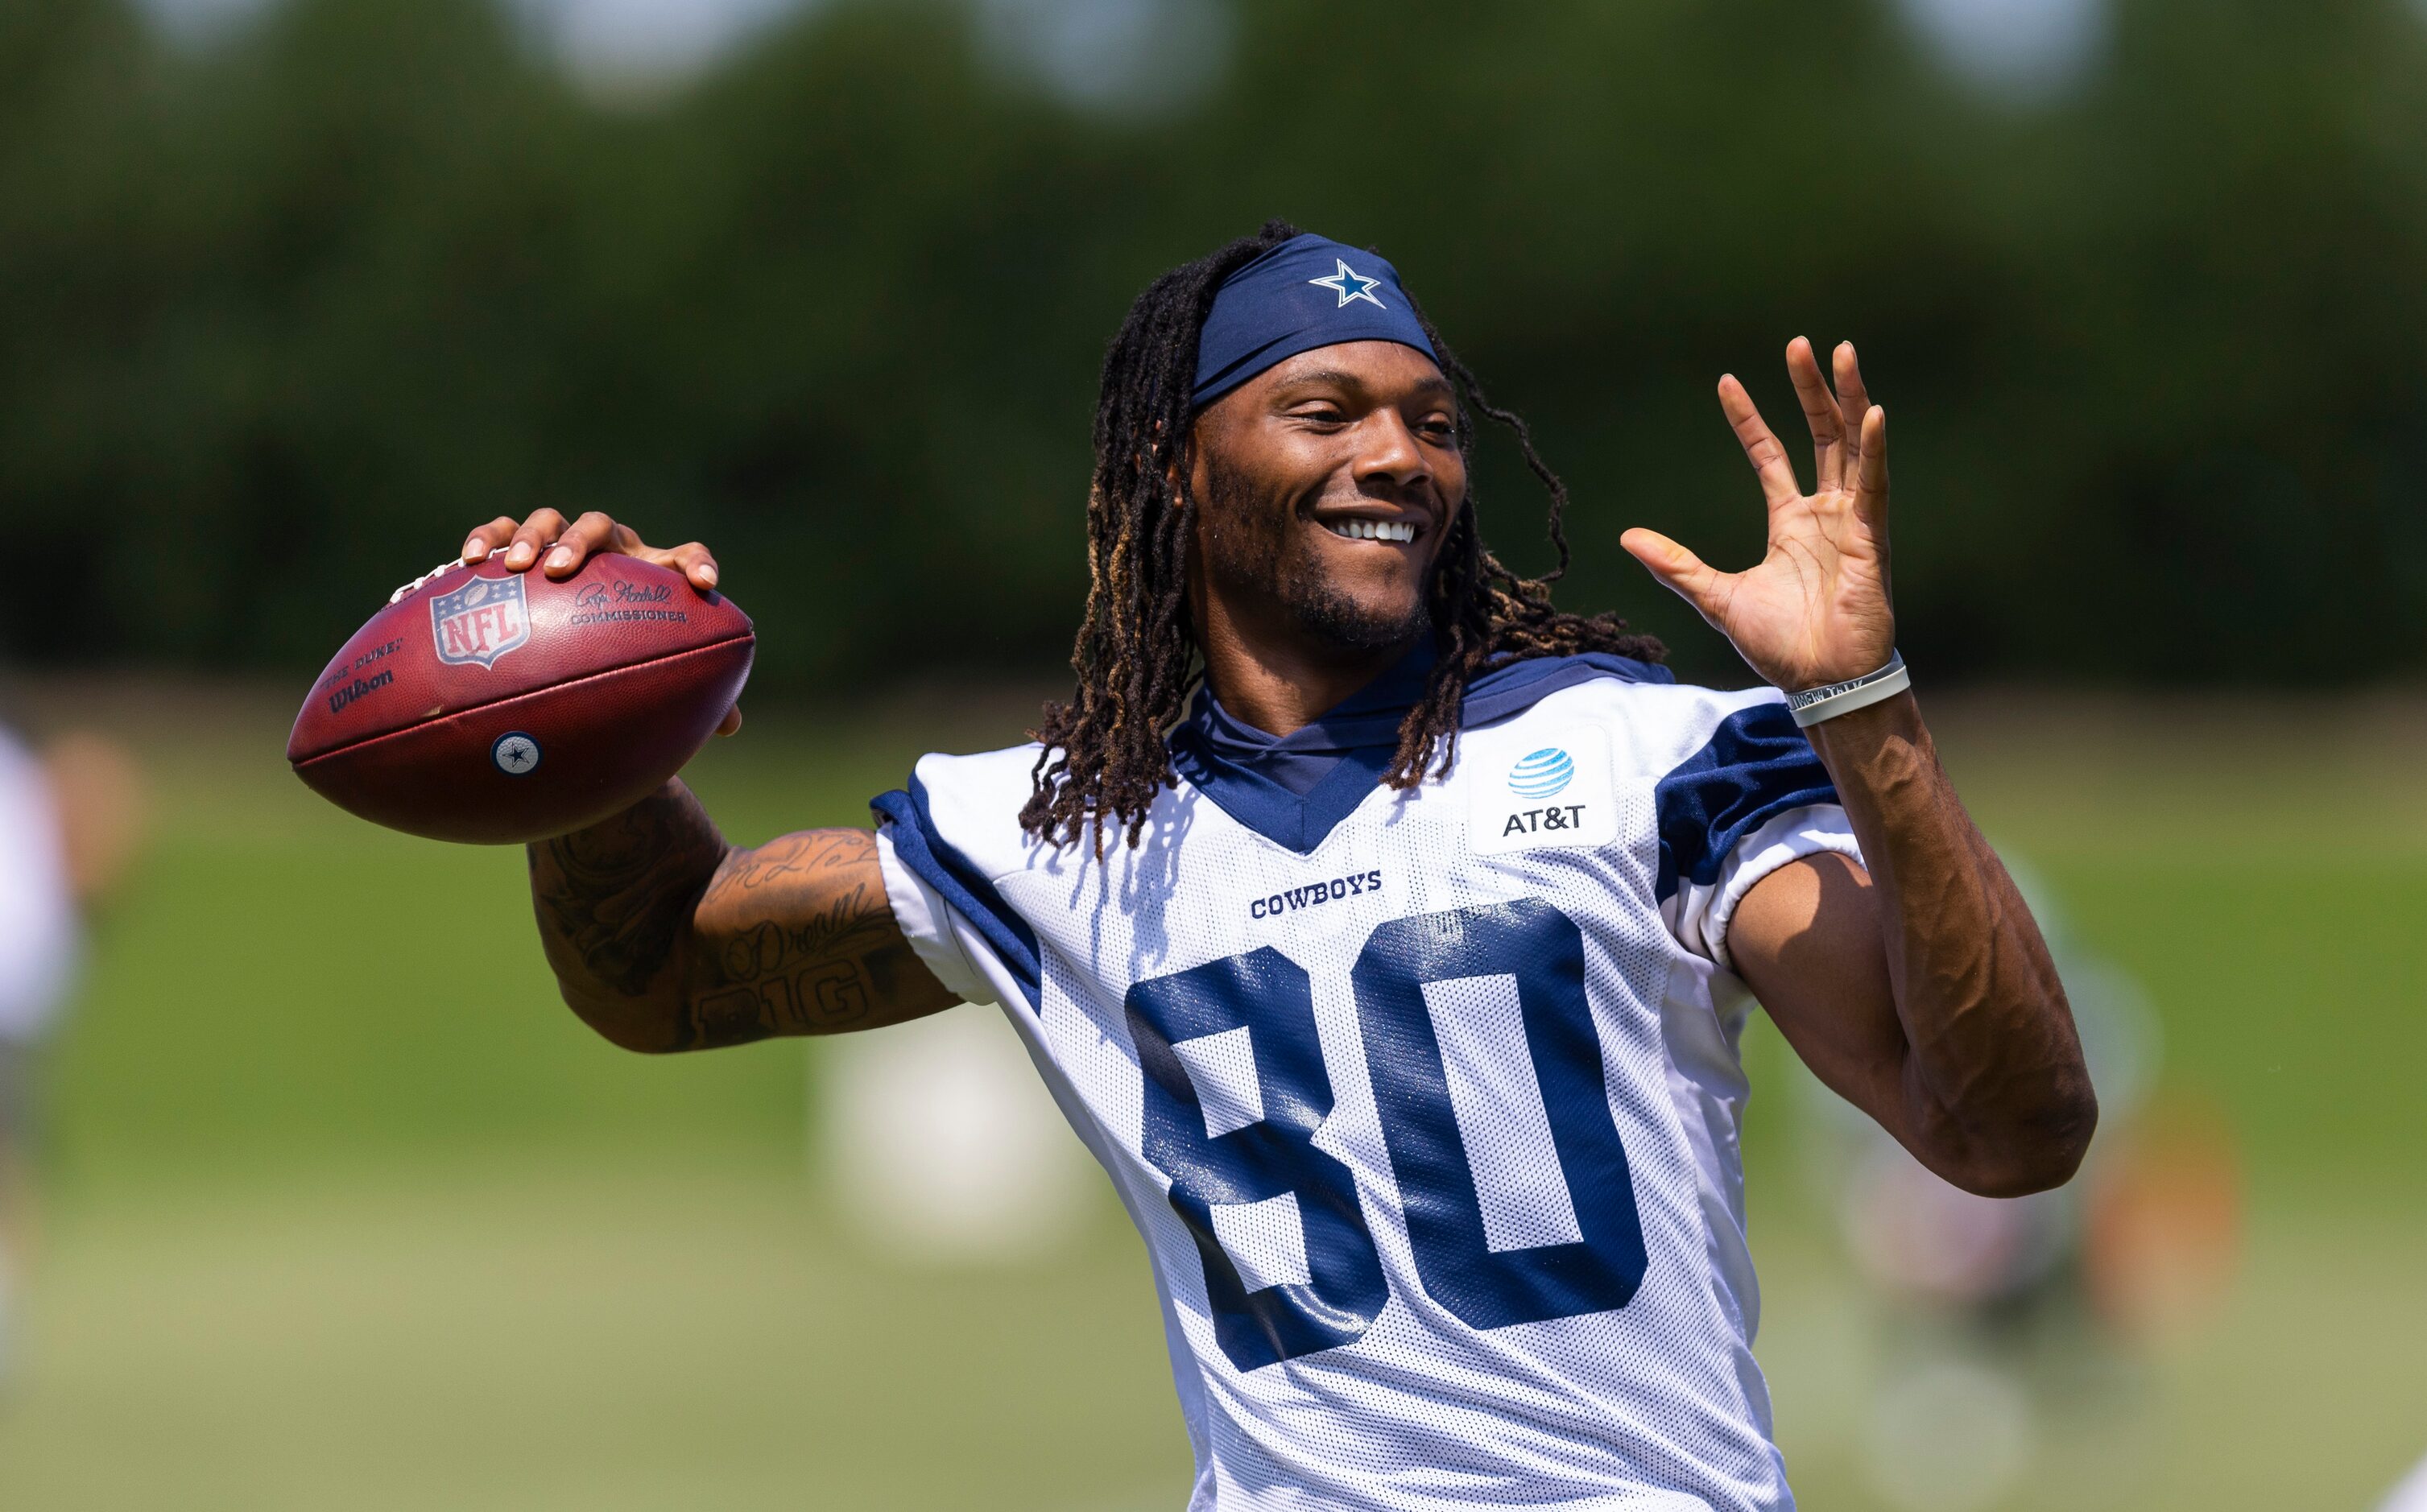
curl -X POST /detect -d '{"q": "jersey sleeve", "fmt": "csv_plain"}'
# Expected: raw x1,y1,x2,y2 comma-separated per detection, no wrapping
868,748,1051,1012
0,733,79,1042
1651,691,1864,972
871,823,997,1006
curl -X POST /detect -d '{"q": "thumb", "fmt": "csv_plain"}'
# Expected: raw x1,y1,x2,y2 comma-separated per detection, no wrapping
1621,527,1731,622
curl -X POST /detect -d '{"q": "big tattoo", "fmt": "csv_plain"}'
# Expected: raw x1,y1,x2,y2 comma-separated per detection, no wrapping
680,829,925,1048
529,787,932,1051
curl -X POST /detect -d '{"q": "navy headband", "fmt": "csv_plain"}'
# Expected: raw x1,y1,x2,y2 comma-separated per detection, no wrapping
1190,233,1439,411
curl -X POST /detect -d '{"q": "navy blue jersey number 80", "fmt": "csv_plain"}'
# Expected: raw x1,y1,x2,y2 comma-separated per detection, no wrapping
1125,898,1648,1372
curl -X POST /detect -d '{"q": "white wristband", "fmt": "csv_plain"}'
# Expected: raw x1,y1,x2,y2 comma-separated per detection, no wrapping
1786,653,1910,728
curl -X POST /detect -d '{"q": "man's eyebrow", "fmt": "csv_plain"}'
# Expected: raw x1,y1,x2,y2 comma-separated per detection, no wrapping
1271,367,1366,391
1271,369,1457,400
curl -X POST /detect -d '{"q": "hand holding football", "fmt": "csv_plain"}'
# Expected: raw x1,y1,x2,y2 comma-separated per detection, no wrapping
287,552,752,844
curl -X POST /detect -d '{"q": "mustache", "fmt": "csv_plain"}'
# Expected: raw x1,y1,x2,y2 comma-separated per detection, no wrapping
1196,456,1436,653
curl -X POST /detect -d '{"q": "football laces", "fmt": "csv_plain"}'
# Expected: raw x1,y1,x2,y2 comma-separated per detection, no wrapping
388,557,468,606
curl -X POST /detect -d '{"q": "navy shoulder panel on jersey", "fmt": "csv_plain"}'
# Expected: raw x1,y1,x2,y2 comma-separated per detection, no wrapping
1652,700,1839,902
870,777,1043,1008
1460,651,1674,722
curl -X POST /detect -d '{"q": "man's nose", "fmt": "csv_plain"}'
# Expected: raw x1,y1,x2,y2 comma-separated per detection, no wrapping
1352,411,1432,495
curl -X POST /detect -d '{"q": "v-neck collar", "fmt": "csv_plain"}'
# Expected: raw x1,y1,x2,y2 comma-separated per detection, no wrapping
1166,642,1673,854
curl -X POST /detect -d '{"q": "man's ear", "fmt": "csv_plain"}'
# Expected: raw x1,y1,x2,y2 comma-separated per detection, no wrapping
1180,423,1213,512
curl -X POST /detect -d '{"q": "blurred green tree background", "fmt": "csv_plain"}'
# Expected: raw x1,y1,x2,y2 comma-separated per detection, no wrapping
6,0,2427,690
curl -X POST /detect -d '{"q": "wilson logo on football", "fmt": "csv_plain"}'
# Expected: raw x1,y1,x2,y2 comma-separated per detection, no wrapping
430,574,531,670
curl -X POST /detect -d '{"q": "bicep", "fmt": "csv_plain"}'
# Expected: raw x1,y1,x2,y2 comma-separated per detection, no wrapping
1726,852,1909,1135
682,827,959,1049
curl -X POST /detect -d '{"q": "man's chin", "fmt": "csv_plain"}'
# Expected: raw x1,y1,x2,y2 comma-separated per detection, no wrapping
1288,589,1432,657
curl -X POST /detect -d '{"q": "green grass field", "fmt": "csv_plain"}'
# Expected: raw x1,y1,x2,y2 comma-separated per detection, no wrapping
2,680,2422,1510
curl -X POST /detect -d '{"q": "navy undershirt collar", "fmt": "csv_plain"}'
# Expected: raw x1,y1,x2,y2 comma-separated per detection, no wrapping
1167,641,1672,854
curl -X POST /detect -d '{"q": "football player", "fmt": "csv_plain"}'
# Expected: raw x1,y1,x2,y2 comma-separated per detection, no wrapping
0,720,74,1388
0,718,142,1389
461,225,2095,1510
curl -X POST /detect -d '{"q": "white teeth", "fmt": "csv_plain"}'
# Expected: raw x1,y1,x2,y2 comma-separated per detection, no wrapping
1325,519,1416,543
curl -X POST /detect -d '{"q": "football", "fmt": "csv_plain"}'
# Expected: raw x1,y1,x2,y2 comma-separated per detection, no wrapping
287,555,754,844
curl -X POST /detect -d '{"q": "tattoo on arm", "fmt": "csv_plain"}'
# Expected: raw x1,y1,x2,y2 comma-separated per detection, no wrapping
526,784,952,1054
678,828,943,1050
530,783,726,999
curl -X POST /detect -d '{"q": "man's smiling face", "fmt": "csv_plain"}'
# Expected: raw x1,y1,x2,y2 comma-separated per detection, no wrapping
1187,340,1466,658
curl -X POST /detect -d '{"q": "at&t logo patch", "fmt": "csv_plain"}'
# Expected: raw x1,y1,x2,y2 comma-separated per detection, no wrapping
432,573,530,669
1468,725,1617,857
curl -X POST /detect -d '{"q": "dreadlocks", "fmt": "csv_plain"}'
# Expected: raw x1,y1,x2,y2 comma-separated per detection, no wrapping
1020,220,1663,851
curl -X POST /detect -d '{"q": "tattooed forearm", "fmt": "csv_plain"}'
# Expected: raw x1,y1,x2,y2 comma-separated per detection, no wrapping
523,786,957,1055
531,782,726,998
677,828,949,1050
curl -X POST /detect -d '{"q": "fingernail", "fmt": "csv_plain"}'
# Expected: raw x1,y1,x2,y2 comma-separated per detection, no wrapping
545,547,573,570
462,537,486,560
506,542,533,565
697,564,718,587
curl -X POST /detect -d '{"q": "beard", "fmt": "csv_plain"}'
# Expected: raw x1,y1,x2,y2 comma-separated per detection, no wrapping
1195,452,1433,654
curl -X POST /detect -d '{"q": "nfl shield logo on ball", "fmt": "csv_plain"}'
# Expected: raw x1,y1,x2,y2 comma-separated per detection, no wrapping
430,574,530,669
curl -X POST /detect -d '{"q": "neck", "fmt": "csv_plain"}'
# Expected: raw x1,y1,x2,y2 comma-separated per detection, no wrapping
1195,605,1419,738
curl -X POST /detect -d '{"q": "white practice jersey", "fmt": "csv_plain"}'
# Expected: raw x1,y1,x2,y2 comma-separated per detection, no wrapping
873,658,1860,1511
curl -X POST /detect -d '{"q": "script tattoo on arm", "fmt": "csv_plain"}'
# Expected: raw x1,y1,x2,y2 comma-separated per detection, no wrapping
526,780,957,1054
677,827,953,1050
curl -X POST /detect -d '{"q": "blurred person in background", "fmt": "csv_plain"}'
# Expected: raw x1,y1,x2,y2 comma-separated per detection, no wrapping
453,224,2096,1510
1792,865,2232,1510
0,714,144,1391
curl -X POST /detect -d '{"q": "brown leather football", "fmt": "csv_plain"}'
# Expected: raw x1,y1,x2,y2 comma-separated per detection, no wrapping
287,556,753,844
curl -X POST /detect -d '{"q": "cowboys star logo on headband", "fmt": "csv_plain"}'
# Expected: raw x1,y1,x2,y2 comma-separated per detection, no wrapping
1308,258,1387,310
1191,232,1435,408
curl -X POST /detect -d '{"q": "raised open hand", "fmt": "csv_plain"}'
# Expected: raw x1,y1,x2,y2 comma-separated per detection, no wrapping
1622,339,1895,693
